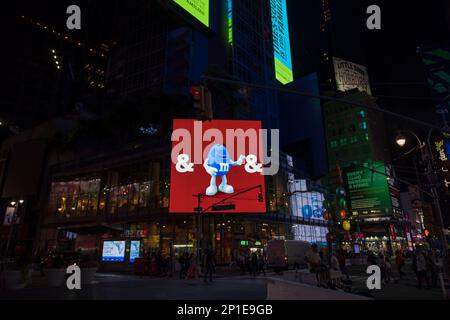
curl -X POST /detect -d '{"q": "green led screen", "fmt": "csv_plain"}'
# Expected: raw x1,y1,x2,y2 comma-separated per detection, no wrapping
173,0,209,27
344,161,392,216
270,0,293,85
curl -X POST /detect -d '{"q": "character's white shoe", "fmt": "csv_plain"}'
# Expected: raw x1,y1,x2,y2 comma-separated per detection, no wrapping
219,184,234,194
206,185,218,196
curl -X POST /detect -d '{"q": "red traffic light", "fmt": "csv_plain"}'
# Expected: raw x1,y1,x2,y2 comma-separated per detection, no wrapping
190,86,201,96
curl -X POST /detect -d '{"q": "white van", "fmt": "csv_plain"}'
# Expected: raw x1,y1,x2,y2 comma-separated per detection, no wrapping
266,240,311,272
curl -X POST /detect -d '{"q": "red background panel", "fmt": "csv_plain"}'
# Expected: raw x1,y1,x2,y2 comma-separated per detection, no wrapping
169,119,266,213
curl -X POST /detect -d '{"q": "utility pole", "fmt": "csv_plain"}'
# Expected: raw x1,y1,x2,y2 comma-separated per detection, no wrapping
193,193,204,266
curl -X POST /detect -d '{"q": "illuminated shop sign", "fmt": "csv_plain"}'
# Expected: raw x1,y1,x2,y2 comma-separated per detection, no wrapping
270,0,293,85
173,0,209,27
433,137,450,189
169,119,267,213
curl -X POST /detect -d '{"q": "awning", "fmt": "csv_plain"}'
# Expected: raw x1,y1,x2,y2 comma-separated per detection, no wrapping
56,222,123,235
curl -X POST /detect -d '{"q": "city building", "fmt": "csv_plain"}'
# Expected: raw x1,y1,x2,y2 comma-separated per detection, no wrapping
1,5,110,130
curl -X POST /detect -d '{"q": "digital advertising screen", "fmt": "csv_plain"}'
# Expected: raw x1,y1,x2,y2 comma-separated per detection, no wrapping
170,119,266,213
173,0,209,27
290,191,326,221
129,240,141,263
344,162,392,216
270,0,293,85
102,240,126,262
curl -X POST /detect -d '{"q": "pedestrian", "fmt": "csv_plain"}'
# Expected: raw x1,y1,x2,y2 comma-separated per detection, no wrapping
305,244,328,287
238,252,245,274
395,250,405,279
367,250,377,266
337,250,350,280
179,252,189,279
258,252,266,276
166,254,174,278
416,249,430,289
187,254,199,279
203,249,215,283
378,253,386,283
384,256,392,284
250,252,258,277
150,253,157,276
427,250,438,288
156,251,164,276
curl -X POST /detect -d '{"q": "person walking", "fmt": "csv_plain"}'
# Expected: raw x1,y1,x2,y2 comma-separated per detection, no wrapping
250,252,258,277
337,250,350,280
203,249,215,283
149,253,157,276
378,253,386,283
166,254,174,278
416,249,430,289
187,254,199,280
427,250,438,288
258,252,266,276
395,250,405,279
179,252,189,279
384,256,392,284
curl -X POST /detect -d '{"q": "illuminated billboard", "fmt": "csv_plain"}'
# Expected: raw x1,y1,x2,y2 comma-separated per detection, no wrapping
170,119,266,213
173,0,209,27
102,241,125,262
270,0,293,85
344,162,392,216
290,191,326,221
333,57,372,95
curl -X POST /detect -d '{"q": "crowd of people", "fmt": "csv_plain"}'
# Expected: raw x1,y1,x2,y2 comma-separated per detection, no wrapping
367,247,445,289
304,243,446,291
236,251,267,277
138,249,216,283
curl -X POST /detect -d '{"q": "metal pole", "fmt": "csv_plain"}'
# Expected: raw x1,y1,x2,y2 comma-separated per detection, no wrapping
194,194,203,269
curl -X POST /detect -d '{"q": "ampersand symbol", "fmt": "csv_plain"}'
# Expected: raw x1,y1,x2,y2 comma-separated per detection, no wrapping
176,154,194,173
245,154,263,174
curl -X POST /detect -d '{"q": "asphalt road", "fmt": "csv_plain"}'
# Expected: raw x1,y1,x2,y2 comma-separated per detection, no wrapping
0,261,448,300
0,273,268,300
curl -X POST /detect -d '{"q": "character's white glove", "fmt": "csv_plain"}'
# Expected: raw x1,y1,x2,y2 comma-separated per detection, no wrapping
203,158,218,176
235,155,245,166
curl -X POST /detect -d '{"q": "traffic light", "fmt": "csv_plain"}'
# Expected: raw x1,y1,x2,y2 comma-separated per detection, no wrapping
191,85,213,121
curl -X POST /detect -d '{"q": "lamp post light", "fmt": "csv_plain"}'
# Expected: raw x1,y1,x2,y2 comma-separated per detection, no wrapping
396,130,449,257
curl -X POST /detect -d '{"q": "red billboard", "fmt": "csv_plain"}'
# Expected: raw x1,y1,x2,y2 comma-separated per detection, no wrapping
169,119,266,213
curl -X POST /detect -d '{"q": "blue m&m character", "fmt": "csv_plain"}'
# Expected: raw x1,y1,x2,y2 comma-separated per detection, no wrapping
207,144,231,177
203,144,245,196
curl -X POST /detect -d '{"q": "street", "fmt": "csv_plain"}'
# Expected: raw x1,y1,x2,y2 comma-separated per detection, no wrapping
0,261,447,300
